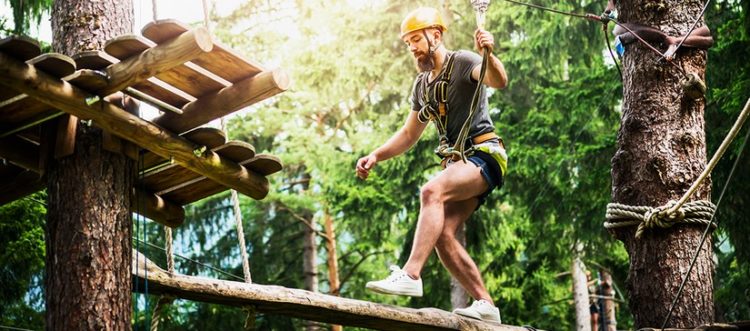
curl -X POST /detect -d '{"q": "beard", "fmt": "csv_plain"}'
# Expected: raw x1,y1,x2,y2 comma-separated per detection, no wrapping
415,52,435,72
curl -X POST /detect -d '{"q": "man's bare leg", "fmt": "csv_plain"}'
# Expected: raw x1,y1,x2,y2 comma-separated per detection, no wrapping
436,199,493,303
402,162,488,279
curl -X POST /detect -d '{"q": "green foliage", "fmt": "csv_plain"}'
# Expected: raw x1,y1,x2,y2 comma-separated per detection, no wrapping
1,0,52,35
0,193,46,329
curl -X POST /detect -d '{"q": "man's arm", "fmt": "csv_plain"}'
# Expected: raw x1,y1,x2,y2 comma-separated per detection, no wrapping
356,111,427,180
472,29,508,89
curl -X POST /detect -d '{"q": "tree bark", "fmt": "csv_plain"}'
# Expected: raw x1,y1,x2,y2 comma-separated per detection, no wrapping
46,1,134,330
612,0,713,328
572,258,592,331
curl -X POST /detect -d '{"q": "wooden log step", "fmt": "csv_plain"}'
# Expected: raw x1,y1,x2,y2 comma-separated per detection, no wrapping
142,19,265,83
212,141,255,162
105,34,229,98
27,53,77,78
132,251,521,331
0,35,41,61
73,50,119,70
104,35,155,60
159,154,282,205
154,68,289,134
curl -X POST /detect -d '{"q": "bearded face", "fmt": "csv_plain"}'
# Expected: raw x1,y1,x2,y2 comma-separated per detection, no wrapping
416,51,436,72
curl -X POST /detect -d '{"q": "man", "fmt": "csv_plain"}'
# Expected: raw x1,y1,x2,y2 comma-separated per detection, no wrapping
355,7,508,323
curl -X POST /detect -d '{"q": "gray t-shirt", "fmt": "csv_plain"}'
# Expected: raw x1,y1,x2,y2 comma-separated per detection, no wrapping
411,50,495,146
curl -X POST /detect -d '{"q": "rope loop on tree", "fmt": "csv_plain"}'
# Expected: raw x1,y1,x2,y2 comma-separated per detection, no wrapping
605,200,716,239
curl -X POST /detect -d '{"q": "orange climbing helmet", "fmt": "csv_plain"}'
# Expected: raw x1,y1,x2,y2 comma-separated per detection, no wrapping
400,7,447,38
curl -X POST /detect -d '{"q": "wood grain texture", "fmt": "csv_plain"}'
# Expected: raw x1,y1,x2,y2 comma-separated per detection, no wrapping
132,251,525,331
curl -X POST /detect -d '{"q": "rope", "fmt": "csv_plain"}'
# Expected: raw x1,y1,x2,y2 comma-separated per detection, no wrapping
605,200,716,239
667,97,750,215
151,0,157,22
452,48,490,162
669,0,712,60
149,295,174,331
134,238,245,281
231,190,253,283
605,98,750,239
660,100,750,331
164,226,174,274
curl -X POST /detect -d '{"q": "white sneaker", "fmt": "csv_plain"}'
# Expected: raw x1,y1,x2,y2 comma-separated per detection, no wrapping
453,299,501,323
365,265,423,297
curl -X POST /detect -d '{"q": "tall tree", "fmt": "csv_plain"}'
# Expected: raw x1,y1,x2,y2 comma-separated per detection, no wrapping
612,0,713,328
46,0,134,329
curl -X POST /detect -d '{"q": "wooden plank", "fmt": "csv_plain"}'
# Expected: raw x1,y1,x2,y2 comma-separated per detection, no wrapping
154,68,289,134
101,27,213,96
133,78,195,108
213,141,255,162
71,50,194,107
27,53,77,78
73,50,119,70
142,19,265,83
182,127,227,148
136,127,226,176
0,51,269,199
153,61,228,98
105,35,229,96
53,114,78,159
0,36,41,61
132,252,520,331
160,154,282,204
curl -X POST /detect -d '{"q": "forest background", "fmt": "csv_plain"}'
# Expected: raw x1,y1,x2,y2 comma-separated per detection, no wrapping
1,0,748,330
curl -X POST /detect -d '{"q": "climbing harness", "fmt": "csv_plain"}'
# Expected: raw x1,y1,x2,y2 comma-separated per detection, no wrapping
415,0,502,164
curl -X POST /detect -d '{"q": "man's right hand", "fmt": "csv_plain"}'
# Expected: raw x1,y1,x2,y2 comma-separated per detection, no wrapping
356,154,378,180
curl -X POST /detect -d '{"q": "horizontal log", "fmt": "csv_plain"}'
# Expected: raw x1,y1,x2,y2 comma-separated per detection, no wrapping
154,68,290,134
101,27,214,96
132,252,524,331
0,51,269,200
134,189,184,228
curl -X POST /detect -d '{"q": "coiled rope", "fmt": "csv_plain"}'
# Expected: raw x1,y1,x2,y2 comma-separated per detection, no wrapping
605,97,750,238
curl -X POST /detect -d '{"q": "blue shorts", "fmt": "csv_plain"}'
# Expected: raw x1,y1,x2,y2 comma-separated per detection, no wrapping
467,150,504,207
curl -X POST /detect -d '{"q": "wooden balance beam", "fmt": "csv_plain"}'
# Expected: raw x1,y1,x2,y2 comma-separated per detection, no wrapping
132,251,529,331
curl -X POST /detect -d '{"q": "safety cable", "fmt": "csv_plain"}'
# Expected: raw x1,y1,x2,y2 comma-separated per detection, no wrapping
134,238,245,282
660,99,750,330
603,25,623,79
498,0,689,76
670,0,712,59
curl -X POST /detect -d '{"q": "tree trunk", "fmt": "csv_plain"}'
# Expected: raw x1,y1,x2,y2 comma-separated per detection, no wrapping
572,257,592,331
450,225,469,310
612,0,713,328
302,213,319,331
323,212,343,331
46,1,134,330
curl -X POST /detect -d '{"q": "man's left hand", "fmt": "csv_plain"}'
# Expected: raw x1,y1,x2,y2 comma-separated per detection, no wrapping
475,29,494,55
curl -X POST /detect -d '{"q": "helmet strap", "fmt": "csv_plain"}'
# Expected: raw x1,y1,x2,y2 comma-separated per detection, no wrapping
422,29,442,55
